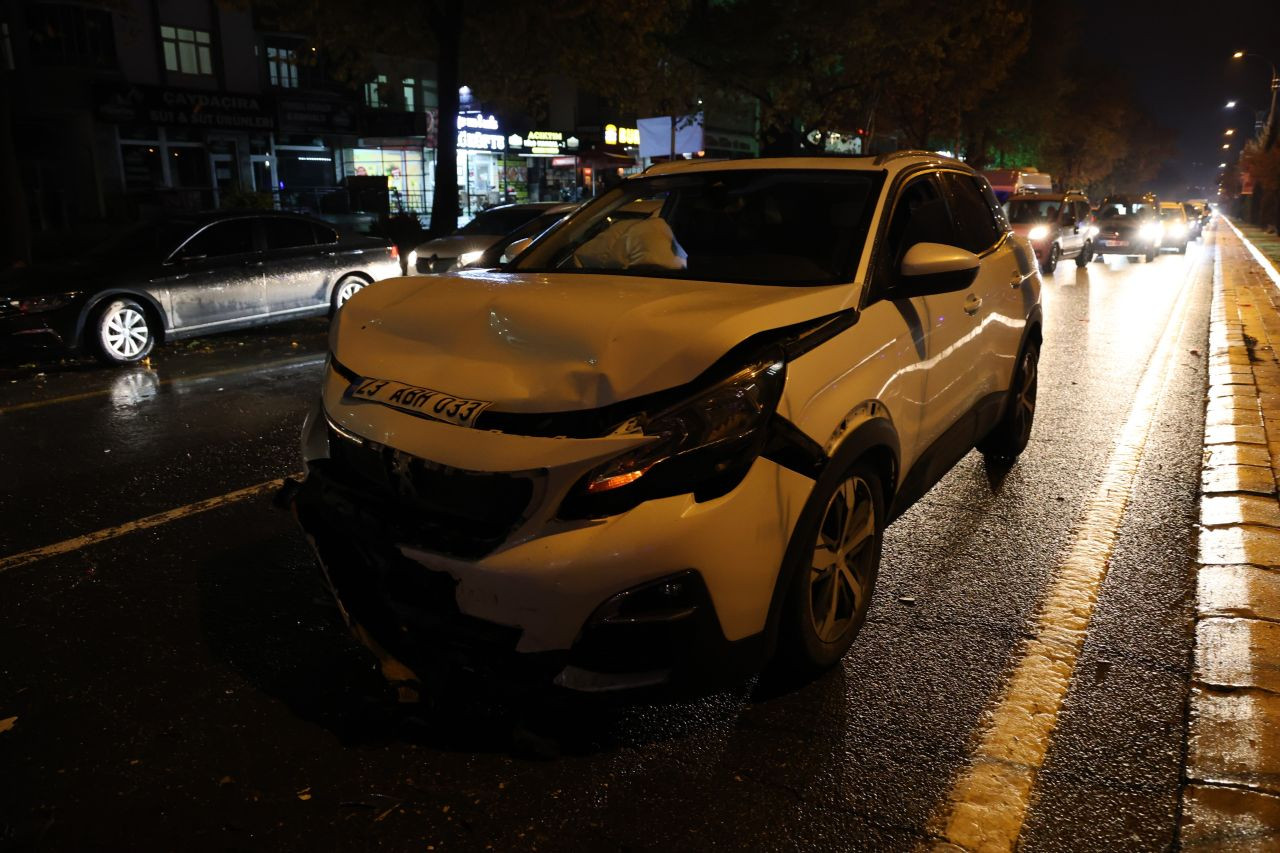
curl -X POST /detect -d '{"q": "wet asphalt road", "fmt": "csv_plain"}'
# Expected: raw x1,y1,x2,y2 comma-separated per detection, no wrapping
0,237,1213,852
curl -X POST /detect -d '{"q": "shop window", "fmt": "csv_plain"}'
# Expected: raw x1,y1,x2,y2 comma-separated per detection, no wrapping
160,25,212,76
402,77,415,112
25,3,116,69
267,46,298,88
120,145,164,191
364,74,387,108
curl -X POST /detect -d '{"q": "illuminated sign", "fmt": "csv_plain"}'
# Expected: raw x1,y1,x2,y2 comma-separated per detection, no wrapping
457,111,503,151
604,124,640,146
510,130,580,157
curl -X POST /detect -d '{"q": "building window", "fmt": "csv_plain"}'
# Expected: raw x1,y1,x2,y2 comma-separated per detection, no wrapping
402,77,415,112
267,46,297,88
364,74,387,108
160,25,212,76
24,3,116,69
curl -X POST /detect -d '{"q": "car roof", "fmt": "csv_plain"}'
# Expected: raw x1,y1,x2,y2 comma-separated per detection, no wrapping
641,151,975,179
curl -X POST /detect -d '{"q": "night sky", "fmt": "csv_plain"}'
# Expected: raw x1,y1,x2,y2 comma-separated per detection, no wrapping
1082,0,1280,198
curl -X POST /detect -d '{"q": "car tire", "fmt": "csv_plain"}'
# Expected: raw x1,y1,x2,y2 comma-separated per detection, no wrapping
1075,241,1093,268
1041,243,1060,274
1178,243,1187,255
89,297,156,365
1144,247,1155,262
978,339,1039,461
776,459,884,675
331,274,370,314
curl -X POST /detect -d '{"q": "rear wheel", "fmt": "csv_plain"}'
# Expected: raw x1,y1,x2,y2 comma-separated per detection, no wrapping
979,340,1039,460
777,460,883,674
1041,243,1060,274
331,275,367,312
1145,246,1156,262
90,297,155,365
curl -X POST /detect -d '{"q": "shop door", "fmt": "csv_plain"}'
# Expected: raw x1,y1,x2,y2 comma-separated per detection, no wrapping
251,156,275,198
211,149,240,207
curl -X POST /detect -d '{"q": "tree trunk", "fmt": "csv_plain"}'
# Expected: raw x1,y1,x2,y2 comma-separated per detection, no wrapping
428,0,463,236
0,70,31,267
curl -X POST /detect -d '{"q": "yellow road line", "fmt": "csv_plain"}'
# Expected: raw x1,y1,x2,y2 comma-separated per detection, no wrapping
0,354,325,415
930,234,1206,850
0,478,286,574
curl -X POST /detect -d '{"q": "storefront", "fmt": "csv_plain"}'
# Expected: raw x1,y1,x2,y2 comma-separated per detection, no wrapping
507,129,581,201
457,111,505,223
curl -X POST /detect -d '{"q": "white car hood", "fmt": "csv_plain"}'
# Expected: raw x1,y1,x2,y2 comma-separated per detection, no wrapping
333,271,856,413
415,234,500,259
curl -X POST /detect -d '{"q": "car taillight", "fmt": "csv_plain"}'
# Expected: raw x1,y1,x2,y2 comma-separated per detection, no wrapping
389,245,400,260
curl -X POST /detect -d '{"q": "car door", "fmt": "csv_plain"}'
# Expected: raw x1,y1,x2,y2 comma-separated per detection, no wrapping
261,216,328,315
162,218,266,333
939,170,1028,429
869,170,979,464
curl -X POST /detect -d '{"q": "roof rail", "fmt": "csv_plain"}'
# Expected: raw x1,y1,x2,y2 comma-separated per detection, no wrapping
872,149,958,166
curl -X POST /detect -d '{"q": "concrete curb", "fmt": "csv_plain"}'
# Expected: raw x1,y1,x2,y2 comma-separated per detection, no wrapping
1182,222,1280,849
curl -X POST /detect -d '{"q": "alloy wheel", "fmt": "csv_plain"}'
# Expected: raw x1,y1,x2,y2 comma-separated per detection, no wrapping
809,475,877,643
101,305,150,360
1015,347,1038,434
335,278,364,307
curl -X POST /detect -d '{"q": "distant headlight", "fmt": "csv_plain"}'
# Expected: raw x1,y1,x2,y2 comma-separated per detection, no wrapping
457,250,484,268
1028,225,1050,241
407,249,418,267
8,292,80,314
1139,223,1163,240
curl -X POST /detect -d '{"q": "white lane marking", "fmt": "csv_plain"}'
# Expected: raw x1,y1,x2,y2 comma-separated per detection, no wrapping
1223,217,1280,289
931,235,1206,850
0,354,326,416
0,478,286,574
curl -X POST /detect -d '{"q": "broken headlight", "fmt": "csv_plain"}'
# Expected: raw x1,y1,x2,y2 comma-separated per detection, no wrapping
559,355,786,519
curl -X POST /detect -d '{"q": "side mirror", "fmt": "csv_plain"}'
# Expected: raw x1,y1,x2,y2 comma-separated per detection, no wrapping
500,237,534,264
897,242,980,295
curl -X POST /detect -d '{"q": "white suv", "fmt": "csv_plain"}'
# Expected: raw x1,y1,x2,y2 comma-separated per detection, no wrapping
291,153,1042,695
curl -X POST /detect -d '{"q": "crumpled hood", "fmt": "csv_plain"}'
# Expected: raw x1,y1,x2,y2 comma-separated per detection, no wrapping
414,234,500,260
333,271,854,412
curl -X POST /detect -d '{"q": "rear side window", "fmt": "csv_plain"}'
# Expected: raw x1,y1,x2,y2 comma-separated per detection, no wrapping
940,172,1003,254
179,220,256,258
312,224,339,245
264,218,317,250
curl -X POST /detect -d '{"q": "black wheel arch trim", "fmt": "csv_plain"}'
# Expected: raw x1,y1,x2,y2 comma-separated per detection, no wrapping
759,414,899,654
73,289,168,349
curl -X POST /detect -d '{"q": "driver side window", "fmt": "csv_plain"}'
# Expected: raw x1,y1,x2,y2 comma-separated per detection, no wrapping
875,173,956,297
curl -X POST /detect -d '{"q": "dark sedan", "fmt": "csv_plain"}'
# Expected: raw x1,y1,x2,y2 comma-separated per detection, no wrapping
0,212,401,365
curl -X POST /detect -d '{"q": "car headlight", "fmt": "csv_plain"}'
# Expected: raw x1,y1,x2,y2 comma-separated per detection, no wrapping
1027,225,1050,241
559,355,787,519
7,292,79,314
1139,223,1163,240
1166,223,1185,236
457,250,484,268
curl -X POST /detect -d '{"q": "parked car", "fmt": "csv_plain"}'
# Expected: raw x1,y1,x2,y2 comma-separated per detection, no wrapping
0,212,401,365
289,153,1043,695
427,203,578,272
1092,194,1163,262
1187,199,1213,230
412,202,574,274
1158,202,1191,254
1003,190,1095,272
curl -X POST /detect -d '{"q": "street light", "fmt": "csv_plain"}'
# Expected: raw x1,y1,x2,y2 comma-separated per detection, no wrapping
1231,49,1279,145
1220,162,1228,168
1226,100,1237,108
1223,143,1231,149
1225,129,1235,136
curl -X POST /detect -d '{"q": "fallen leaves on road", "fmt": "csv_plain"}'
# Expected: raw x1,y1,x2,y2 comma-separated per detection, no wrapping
296,786,312,801
0,716,16,733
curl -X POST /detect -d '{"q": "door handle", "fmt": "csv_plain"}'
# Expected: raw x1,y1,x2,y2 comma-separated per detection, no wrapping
963,294,982,315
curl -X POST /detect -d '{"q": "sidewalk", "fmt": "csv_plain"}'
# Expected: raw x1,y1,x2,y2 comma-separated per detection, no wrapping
1182,220,1280,848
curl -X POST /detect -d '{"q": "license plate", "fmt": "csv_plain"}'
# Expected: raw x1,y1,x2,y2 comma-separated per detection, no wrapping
1102,239,1127,247
345,377,491,427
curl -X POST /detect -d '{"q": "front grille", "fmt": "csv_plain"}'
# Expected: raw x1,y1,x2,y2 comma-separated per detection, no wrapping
325,424,538,558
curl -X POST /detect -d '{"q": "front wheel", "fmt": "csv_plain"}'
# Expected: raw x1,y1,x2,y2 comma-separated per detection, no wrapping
1041,243,1060,274
90,297,155,365
777,461,884,675
978,340,1039,460
1075,241,1093,268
